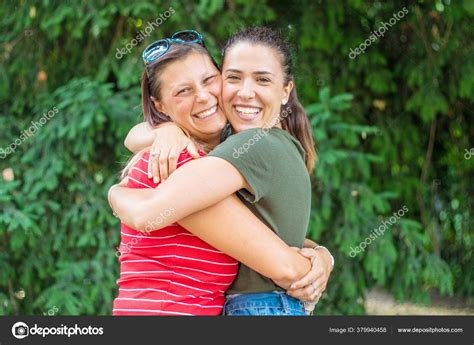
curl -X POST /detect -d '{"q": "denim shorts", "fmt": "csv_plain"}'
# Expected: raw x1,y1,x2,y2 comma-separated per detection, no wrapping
223,291,307,316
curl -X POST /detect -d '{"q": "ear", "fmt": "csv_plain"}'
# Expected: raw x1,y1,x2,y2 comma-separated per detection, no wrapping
151,96,166,114
281,80,294,105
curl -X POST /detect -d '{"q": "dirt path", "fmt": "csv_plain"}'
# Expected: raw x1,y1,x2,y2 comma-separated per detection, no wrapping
365,288,474,315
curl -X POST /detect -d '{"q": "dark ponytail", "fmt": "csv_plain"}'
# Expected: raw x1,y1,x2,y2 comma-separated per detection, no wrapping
222,26,317,174
281,86,317,173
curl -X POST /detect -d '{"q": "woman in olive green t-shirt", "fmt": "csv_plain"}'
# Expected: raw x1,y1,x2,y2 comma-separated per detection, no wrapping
110,27,333,315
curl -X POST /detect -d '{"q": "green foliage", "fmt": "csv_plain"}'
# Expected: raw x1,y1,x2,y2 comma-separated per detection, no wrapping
0,0,472,315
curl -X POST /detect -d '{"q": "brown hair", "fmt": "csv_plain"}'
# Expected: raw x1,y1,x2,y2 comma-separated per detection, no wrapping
121,42,218,178
222,26,317,173
142,42,219,127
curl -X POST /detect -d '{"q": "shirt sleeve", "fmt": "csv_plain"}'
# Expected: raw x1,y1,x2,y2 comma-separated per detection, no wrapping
127,150,204,189
207,128,276,203
126,152,154,189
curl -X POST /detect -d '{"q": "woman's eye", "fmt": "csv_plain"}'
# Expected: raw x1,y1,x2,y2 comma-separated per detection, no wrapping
204,75,216,84
258,78,270,83
226,75,239,80
177,88,191,95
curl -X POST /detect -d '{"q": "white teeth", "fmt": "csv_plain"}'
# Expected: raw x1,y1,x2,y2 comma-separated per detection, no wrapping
235,106,260,114
195,105,217,119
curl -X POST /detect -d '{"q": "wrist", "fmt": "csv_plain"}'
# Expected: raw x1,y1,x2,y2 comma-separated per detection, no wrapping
313,245,334,269
153,121,176,129
153,122,189,137
108,184,120,218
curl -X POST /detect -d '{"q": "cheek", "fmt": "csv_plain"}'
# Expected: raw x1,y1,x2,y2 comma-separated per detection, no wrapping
171,98,193,121
222,82,238,103
208,80,222,99
262,88,283,109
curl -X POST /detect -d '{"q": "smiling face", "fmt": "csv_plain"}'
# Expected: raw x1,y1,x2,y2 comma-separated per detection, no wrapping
221,42,294,132
152,52,226,146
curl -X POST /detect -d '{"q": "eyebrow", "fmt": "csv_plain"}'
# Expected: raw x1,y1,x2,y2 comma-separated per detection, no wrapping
225,68,274,76
203,72,218,80
172,72,217,89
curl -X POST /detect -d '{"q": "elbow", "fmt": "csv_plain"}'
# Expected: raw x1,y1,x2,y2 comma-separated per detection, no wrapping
124,136,134,153
120,203,148,231
132,214,150,232
126,198,178,232
132,212,174,233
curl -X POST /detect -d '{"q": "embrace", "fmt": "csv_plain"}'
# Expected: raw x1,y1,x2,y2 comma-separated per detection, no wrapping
108,26,334,316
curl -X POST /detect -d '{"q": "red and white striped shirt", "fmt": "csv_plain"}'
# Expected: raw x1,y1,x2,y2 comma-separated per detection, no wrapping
113,151,238,316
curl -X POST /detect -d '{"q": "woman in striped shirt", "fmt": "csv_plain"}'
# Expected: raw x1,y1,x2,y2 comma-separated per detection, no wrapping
110,29,333,316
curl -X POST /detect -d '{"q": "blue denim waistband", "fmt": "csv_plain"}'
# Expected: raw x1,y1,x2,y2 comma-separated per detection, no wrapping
224,291,305,315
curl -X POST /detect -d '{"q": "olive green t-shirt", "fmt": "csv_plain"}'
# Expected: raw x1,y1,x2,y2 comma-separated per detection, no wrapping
208,127,311,294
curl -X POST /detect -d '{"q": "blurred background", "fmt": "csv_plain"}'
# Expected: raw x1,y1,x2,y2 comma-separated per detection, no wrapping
0,0,472,315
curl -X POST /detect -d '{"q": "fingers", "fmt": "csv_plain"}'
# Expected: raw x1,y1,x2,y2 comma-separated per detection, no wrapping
309,293,322,305
287,284,318,302
286,286,309,301
290,267,322,290
166,139,197,177
148,152,153,179
297,247,317,259
286,290,297,300
186,141,200,158
149,139,161,181
291,248,334,291
158,148,171,182
303,301,317,315
290,256,325,289
167,148,180,177
167,139,191,177
151,152,161,184
148,132,196,182
309,289,324,304
309,278,327,297
287,280,327,303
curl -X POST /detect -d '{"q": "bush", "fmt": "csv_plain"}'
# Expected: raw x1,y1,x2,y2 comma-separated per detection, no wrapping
0,0,472,315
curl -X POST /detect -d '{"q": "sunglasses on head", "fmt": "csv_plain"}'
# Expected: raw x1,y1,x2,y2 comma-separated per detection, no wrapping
142,30,204,65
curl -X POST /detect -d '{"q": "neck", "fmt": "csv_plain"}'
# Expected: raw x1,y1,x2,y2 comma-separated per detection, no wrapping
195,134,221,153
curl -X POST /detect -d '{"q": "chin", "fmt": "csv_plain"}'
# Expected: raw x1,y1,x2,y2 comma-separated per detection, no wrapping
230,123,253,133
228,115,261,130
203,121,227,133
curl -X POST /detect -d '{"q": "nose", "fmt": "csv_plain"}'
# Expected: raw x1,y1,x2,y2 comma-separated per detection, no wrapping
196,86,210,103
237,79,255,99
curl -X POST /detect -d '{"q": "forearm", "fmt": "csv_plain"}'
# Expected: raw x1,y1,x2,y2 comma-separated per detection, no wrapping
124,122,156,153
110,157,246,231
178,195,311,288
304,238,318,248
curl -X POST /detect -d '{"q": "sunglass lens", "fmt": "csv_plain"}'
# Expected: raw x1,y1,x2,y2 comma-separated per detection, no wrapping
173,31,199,43
145,40,168,62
